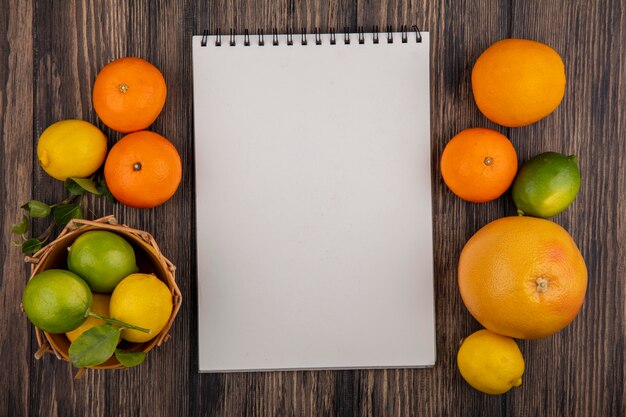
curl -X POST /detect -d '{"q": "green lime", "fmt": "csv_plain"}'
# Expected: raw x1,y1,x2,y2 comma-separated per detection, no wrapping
512,152,581,218
67,230,138,292
22,269,93,333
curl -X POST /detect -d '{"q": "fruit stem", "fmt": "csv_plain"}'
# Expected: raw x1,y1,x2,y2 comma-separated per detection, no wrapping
88,312,151,334
536,277,549,293
119,83,129,93
133,162,142,171
484,157,493,166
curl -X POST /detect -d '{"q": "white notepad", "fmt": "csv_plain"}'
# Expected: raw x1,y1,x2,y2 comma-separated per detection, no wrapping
192,30,435,372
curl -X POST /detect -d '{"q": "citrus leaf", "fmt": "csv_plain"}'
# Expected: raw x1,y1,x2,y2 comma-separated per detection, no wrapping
115,349,147,368
21,238,43,254
97,180,115,203
52,203,82,226
68,325,121,368
67,177,100,196
21,200,51,218
12,215,29,234
65,179,86,195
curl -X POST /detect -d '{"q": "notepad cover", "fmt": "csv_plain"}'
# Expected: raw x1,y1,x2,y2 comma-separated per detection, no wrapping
192,32,435,372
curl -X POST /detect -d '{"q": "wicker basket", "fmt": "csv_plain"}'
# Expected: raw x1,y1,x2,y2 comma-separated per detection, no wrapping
24,215,182,374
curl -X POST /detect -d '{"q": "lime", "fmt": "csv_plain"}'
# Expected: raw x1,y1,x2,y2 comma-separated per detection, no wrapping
110,273,173,343
457,329,525,395
66,293,111,342
22,269,93,333
37,120,108,181
67,230,138,292
512,152,581,218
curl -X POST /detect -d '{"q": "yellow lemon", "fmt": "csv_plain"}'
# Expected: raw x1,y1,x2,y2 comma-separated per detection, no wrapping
457,329,525,395
66,293,111,342
37,119,108,180
109,273,173,343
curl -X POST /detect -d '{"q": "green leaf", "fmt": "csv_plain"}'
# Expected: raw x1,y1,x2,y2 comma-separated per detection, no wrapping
66,177,100,196
65,179,86,195
22,238,43,254
52,203,82,226
68,325,121,368
97,180,115,203
21,200,51,218
115,349,147,368
12,215,29,234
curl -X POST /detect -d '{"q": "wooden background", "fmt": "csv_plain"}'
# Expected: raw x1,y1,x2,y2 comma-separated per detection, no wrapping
1,0,624,416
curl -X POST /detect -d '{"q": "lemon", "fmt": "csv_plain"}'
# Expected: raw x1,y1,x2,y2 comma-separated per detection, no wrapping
65,293,111,342
457,329,525,395
37,119,108,181
67,230,138,292
22,269,93,334
109,273,173,343
512,152,581,218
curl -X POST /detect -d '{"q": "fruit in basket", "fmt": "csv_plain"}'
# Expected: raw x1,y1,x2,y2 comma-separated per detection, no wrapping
512,152,581,218
22,269,93,333
458,216,587,339
104,131,182,208
457,329,525,395
110,273,173,343
93,57,167,132
66,293,110,342
67,230,138,292
36,120,108,181
471,38,566,127
440,128,518,203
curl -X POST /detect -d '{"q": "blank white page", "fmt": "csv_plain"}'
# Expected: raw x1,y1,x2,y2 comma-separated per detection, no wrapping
192,32,434,372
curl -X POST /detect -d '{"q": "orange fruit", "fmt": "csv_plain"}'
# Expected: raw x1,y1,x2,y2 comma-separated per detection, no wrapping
66,293,111,342
93,57,167,133
471,38,566,127
440,128,517,203
458,216,587,339
104,131,182,208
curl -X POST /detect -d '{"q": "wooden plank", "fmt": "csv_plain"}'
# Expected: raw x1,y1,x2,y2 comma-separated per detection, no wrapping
508,1,626,416
28,0,128,415
0,1,33,416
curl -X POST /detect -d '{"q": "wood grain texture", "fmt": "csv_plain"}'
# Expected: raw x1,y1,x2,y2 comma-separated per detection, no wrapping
0,2,33,417
1,0,624,416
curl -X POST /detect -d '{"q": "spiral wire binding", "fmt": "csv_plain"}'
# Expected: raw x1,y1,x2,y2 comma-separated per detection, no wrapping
215,28,221,46
258,29,265,46
413,25,422,42
287,27,293,45
200,25,423,47
301,28,307,45
273,28,279,46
